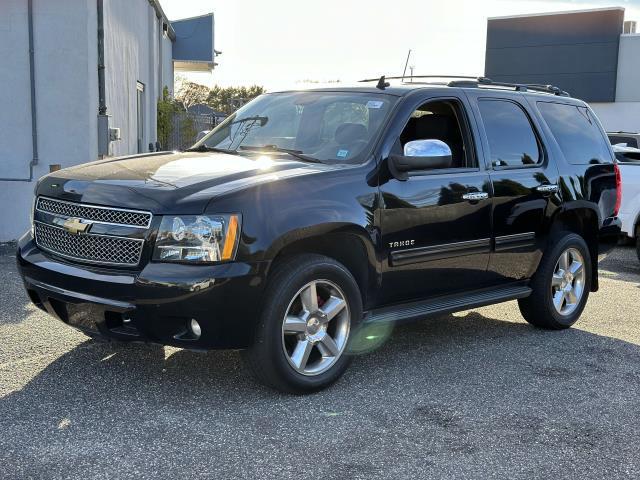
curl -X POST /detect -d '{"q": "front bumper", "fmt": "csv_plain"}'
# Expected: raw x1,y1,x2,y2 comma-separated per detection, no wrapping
617,212,636,238
17,234,268,349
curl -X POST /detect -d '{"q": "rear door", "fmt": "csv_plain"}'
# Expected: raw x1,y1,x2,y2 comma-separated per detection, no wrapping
377,92,494,305
464,91,561,282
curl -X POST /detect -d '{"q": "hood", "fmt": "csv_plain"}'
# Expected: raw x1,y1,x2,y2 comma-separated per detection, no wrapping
36,151,335,213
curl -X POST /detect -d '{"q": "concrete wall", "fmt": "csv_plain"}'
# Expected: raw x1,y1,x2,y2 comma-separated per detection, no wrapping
0,0,98,241
590,102,640,133
0,0,32,180
485,8,625,102
615,34,640,102
591,33,640,134
0,1,209,241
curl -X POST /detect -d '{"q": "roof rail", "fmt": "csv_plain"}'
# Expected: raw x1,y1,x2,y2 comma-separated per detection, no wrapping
359,75,570,97
448,78,570,97
359,75,482,83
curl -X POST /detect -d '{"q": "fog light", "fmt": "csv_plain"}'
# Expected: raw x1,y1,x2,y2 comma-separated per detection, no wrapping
189,319,202,338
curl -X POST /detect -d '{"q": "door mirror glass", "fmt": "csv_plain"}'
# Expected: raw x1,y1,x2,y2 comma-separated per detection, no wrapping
404,139,452,159
389,139,453,180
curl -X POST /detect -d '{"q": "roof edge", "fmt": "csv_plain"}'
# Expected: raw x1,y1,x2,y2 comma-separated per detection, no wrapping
149,0,176,40
171,12,214,23
488,6,625,21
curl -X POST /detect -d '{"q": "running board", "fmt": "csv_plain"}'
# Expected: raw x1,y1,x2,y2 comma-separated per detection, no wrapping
365,285,532,325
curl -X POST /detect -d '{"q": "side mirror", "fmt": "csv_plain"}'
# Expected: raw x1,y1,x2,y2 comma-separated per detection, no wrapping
389,139,453,180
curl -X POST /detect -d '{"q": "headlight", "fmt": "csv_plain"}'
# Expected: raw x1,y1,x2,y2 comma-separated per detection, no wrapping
153,214,241,263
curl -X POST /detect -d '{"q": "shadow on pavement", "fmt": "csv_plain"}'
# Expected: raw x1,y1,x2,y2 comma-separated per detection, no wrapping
2,311,640,478
599,246,640,286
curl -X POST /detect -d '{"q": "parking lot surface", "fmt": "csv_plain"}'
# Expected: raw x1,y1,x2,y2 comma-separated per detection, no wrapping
1,244,639,479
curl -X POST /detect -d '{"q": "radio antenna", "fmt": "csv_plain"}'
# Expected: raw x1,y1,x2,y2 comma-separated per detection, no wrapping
401,49,412,81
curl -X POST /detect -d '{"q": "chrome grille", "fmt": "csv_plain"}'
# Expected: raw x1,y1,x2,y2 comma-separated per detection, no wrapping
34,222,144,267
37,197,152,228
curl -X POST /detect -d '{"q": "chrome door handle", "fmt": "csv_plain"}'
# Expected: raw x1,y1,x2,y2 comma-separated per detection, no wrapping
462,192,489,201
536,184,559,194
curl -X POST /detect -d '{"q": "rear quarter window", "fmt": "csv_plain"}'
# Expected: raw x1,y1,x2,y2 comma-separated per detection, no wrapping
537,102,613,165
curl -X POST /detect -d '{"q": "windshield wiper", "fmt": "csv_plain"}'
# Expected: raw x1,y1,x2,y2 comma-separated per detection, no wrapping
186,145,235,154
230,115,268,126
239,145,323,164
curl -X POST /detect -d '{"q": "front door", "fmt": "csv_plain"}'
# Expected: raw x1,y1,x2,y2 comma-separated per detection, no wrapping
377,94,494,305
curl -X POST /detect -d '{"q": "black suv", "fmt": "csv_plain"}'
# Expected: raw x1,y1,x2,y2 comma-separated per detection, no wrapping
17,76,621,393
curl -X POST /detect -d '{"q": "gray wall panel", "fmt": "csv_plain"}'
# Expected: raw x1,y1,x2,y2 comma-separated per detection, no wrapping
485,8,624,102
489,72,617,102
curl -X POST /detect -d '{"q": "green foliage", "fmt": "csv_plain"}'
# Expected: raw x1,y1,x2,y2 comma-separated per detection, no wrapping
207,85,266,115
159,81,266,150
157,86,179,150
180,115,197,148
174,78,265,115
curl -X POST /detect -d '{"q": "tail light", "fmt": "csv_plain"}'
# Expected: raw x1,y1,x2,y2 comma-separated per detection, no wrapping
614,163,622,216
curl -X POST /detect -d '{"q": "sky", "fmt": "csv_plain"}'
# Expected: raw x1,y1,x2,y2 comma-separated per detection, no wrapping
161,0,640,91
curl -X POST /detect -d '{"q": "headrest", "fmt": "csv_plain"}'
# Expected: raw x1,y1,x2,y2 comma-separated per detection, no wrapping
414,114,457,140
335,123,368,145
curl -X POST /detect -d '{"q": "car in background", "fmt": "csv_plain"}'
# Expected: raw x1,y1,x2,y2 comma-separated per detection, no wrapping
608,131,640,149
195,130,211,143
612,144,640,262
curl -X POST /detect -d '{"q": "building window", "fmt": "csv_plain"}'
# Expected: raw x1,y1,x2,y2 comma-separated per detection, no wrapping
137,81,145,153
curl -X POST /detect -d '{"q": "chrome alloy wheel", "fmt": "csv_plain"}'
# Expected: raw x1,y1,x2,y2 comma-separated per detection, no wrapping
281,280,351,376
551,247,586,316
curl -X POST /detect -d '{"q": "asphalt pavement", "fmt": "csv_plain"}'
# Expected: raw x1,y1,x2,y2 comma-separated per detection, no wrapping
1,244,639,479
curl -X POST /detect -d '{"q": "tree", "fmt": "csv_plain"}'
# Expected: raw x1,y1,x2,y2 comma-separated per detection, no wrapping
207,85,266,115
157,86,179,150
175,78,210,110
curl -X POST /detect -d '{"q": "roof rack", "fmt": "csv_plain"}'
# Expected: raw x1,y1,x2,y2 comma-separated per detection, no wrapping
359,75,481,83
449,78,571,97
359,75,571,97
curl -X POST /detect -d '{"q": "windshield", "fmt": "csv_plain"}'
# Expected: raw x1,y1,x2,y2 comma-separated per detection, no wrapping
193,91,397,163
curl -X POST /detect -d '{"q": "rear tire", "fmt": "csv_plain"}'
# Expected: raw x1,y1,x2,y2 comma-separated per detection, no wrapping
519,232,591,329
242,254,363,394
636,228,640,263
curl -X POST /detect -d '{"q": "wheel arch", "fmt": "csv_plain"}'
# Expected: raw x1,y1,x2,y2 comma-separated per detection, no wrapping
547,204,600,291
265,224,378,309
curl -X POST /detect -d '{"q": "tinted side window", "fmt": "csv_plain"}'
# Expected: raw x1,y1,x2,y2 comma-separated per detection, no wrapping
537,102,613,165
398,99,476,169
478,99,541,167
608,135,639,148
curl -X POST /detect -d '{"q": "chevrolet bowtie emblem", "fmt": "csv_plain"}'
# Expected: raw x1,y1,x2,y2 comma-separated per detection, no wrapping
63,217,91,235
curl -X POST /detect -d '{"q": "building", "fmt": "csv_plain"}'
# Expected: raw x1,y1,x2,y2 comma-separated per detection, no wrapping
485,7,639,134
0,0,216,241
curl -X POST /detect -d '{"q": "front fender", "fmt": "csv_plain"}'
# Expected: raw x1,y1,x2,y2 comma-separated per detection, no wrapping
206,165,379,264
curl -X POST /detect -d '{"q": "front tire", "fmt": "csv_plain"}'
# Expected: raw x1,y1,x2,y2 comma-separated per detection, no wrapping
242,254,362,394
519,232,591,329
